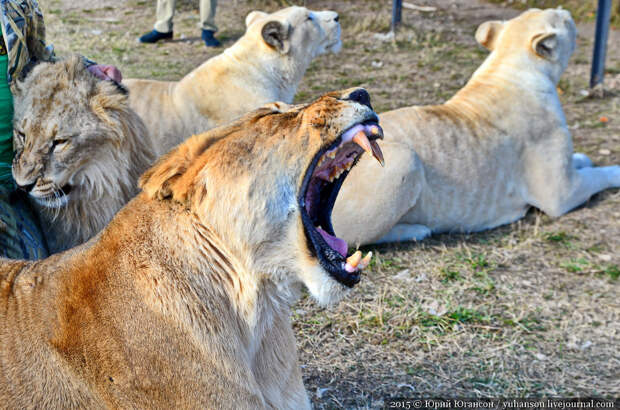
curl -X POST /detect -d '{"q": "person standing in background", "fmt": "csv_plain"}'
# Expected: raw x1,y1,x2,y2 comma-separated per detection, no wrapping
139,0,221,47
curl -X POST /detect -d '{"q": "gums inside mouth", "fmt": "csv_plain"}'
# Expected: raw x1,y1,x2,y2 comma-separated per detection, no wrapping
299,118,384,288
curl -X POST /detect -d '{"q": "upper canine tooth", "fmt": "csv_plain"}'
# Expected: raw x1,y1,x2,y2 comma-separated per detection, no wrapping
346,250,362,268
352,131,372,155
369,140,385,167
327,150,336,159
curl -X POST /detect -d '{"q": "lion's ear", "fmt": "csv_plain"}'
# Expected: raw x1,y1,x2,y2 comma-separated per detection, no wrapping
475,20,504,51
246,10,267,27
139,151,184,201
66,55,86,83
531,32,558,60
261,101,292,112
261,20,291,54
90,82,129,128
139,136,210,204
92,83,127,109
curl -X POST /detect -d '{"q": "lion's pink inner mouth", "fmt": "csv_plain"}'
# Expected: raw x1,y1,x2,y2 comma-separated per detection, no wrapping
316,226,348,257
303,122,384,272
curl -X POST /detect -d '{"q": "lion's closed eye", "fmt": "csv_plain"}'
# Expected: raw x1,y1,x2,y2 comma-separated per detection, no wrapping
13,130,25,147
51,138,69,152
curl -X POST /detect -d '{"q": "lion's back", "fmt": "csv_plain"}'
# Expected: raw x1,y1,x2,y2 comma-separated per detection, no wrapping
0,258,100,407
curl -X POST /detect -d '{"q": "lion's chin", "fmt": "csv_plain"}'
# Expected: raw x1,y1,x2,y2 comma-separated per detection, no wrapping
31,185,72,209
298,264,350,307
327,39,342,54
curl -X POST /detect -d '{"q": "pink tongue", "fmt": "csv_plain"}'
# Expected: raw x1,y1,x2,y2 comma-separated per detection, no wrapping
316,227,348,257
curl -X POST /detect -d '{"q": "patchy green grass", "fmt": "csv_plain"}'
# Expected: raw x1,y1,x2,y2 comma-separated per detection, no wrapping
604,264,620,280
561,257,590,273
544,231,575,246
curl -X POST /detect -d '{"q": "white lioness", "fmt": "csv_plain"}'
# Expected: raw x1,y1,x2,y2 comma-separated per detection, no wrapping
334,8,620,245
0,88,383,408
125,6,341,155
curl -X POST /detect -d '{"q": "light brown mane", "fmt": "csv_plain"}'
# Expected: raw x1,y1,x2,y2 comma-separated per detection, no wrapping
12,56,157,253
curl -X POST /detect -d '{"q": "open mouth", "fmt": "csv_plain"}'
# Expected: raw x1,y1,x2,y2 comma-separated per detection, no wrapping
299,117,384,288
326,35,342,53
32,184,72,208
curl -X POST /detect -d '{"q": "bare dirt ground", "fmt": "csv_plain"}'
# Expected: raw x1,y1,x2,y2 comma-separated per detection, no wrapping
42,0,619,407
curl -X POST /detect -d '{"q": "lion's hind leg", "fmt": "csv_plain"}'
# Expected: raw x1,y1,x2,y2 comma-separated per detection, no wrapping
526,149,620,217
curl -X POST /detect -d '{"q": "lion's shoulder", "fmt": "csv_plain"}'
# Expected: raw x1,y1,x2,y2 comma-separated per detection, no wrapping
0,258,31,298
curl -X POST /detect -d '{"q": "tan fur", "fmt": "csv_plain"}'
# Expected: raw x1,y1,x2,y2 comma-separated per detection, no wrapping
0,88,374,408
124,6,341,155
334,8,620,245
11,57,157,253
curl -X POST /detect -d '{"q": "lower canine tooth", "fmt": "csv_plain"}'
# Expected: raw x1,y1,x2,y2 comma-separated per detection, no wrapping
344,263,357,273
359,251,372,269
369,140,385,167
346,250,362,268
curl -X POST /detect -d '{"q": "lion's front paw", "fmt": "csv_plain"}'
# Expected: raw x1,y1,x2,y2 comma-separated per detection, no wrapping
572,152,593,169
605,165,620,187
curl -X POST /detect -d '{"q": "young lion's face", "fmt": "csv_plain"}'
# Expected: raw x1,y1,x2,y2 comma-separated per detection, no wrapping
140,88,384,306
12,57,137,209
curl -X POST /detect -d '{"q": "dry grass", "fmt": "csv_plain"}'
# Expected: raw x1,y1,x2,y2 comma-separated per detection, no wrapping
41,0,619,407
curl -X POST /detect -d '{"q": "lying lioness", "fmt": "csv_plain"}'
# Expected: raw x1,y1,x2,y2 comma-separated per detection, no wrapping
125,6,341,155
0,88,383,408
334,8,620,245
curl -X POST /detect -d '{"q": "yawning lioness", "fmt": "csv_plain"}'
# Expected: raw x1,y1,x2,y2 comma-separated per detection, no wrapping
0,88,384,408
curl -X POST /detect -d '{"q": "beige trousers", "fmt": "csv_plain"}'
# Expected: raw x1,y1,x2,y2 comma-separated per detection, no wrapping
154,0,218,33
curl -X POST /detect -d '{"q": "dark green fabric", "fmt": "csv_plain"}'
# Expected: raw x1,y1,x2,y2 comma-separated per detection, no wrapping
0,53,12,187
0,51,48,259
0,186,48,259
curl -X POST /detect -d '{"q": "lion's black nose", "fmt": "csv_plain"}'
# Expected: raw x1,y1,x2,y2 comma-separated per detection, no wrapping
346,89,372,110
17,182,35,193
